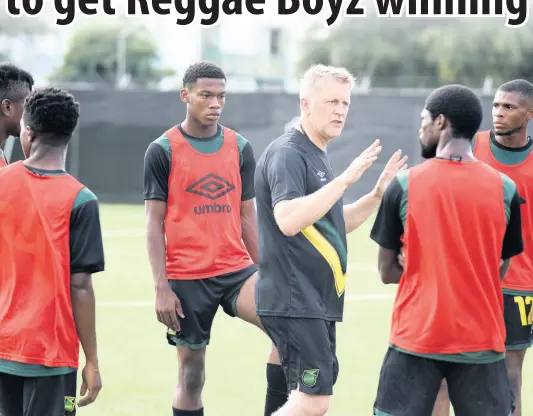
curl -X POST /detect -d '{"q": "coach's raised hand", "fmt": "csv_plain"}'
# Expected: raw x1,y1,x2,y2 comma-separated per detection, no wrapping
372,149,408,198
341,144,407,234
339,139,382,185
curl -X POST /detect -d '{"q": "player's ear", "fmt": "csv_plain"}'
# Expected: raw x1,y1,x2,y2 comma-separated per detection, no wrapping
435,114,446,131
27,126,36,142
180,88,189,104
527,107,533,122
1,99,13,117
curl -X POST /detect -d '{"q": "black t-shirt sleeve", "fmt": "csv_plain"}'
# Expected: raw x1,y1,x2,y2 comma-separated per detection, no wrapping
240,141,256,201
70,194,105,274
265,146,307,208
502,190,524,259
370,177,404,251
144,142,170,202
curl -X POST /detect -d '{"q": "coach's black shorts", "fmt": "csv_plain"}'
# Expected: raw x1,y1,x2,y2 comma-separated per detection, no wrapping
503,292,533,350
0,370,77,416
373,348,514,416
166,265,258,349
260,317,338,396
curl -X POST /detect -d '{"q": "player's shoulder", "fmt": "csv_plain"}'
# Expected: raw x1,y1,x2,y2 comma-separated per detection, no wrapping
472,129,491,147
498,171,518,194
395,169,409,191
222,125,250,152
150,131,171,154
73,187,99,210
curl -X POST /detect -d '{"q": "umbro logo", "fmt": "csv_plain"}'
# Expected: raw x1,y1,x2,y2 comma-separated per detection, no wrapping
317,171,327,182
186,173,235,200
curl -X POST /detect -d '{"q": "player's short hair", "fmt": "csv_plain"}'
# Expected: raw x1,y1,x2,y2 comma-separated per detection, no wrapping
498,79,533,101
182,61,226,89
23,87,80,146
299,64,355,100
0,63,34,102
425,84,483,140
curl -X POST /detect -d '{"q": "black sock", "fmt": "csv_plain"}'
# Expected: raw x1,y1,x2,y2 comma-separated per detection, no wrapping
264,363,288,416
173,408,204,416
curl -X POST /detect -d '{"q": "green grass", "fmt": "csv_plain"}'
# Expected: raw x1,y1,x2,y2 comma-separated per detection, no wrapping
79,204,533,415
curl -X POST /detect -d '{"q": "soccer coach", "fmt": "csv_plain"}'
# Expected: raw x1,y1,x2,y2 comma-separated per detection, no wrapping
254,64,407,416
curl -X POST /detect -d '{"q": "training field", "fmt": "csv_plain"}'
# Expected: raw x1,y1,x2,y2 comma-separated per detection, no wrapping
81,204,533,415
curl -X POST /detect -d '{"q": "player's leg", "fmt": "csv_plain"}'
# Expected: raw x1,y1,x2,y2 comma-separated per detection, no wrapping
506,350,527,415
22,372,77,416
446,359,514,416
261,317,336,416
431,380,451,416
0,372,24,416
168,279,219,415
220,267,288,415
502,292,533,415
373,349,443,416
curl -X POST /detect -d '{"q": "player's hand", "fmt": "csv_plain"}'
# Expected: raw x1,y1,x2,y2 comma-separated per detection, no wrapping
397,247,405,268
372,149,408,199
155,284,185,332
339,139,382,185
78,362,102,407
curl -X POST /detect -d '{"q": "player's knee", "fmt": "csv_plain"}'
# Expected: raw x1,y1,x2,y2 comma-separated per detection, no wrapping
179,356,205,396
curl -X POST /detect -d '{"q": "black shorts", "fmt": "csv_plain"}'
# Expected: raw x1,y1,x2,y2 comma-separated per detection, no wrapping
373,348,514,416
0,370,77,416
260,317,338,396
503,292,533,350
166,265,258,349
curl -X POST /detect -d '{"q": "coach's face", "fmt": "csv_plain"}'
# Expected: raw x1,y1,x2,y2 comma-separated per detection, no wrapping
181,78,226,127
419,108,441,159
492,90,533,136
305,78,350,140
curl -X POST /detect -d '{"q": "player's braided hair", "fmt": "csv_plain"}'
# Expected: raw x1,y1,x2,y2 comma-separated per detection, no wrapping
425,84,483,140
498,79,533,100
182,61,226,88
23,87,80,146
0,63,34,102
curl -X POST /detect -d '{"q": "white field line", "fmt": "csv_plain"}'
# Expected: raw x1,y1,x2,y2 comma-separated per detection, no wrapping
95,262,387,308
96,293,395,308
100,228,389,307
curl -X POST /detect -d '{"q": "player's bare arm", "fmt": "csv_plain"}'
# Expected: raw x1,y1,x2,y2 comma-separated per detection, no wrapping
370,172,405,284
377,247,403,284
500,258,512,280
343,149,407,233
145,199,184,331
274,139,382,237
71,272,102,407
500,185,525,281
241,199,259,263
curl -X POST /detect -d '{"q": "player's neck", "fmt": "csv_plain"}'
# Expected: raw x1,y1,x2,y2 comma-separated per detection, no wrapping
24,146,67,171
494,129,529,148
436,137,475,161
181,118,218,138
0,125,10,144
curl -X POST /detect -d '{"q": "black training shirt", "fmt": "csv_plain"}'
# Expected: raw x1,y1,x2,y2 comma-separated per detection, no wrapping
254,128,347,321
